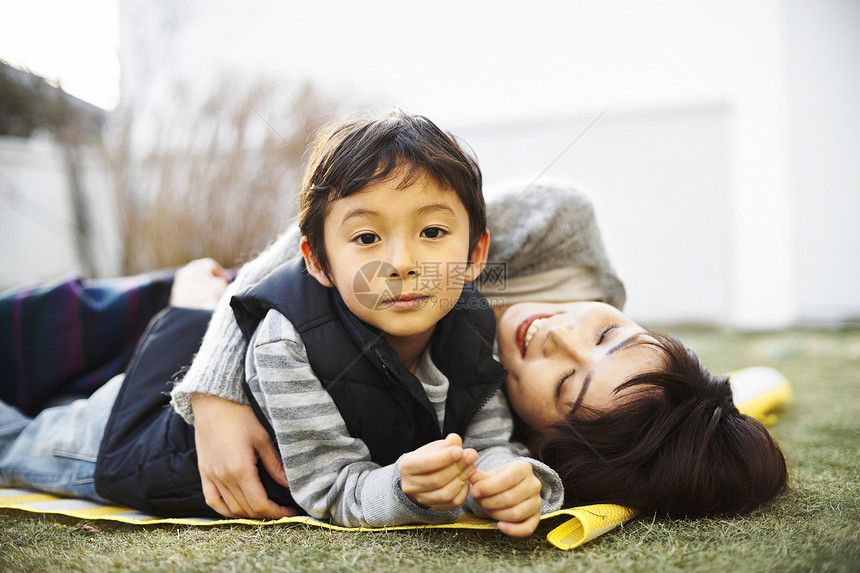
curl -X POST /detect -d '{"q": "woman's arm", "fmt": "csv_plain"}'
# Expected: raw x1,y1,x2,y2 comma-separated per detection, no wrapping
170,228,301,421
189,393,295,519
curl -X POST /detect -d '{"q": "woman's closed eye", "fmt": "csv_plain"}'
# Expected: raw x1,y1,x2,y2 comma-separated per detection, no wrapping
556,368,576,400
597,324,620,344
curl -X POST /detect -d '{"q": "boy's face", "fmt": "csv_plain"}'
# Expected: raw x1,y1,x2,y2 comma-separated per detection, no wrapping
302,169,488,356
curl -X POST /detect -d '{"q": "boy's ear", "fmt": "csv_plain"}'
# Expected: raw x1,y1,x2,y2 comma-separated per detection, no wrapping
464,230,490,282
300,237,334,288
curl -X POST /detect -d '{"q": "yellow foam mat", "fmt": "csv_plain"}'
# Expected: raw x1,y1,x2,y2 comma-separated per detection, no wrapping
0,487,635,550
0,372,789,550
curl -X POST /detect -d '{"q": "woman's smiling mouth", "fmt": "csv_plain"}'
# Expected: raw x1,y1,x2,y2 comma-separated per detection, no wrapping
516,314,553,357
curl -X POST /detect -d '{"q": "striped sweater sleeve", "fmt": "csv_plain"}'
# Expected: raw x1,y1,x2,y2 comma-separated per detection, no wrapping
461,393,564,516
170,228,301,423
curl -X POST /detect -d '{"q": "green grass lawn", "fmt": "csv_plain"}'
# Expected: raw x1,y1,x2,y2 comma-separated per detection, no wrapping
2,327,859,572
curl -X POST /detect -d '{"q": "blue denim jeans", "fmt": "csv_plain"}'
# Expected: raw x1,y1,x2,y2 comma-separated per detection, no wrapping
0,374,123,502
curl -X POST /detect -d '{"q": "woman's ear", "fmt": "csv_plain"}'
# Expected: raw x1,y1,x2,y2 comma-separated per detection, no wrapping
465,230,490,282
300,237,334,287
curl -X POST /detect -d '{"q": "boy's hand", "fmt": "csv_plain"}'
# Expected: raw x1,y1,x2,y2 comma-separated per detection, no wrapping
398,433,478,512
191,393,297,519
469,460,543,538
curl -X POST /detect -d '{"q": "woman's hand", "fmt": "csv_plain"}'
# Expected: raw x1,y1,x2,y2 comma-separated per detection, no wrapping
398,433,478,512
191,393,297,519
469,461,543,537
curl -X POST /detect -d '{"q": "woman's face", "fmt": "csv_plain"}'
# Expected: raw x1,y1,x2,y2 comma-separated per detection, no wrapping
497,301,665,433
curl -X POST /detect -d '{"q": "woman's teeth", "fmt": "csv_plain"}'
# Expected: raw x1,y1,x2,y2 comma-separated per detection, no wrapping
523,318,548,351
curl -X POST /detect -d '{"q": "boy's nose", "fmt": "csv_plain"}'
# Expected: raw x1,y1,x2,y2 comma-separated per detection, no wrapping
387,242,419,279
389,262,419,278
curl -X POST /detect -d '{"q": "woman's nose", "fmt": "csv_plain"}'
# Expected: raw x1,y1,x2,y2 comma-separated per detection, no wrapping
544,324,589,363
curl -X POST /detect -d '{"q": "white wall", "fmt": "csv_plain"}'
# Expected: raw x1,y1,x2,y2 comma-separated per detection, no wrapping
104,0,860,327
783,0,860,325
0,136,120,289
461,104,734,326
0,136,78,287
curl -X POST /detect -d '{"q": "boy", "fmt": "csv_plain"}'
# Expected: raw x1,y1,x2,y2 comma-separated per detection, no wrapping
0,111,562,537
217,111,563,535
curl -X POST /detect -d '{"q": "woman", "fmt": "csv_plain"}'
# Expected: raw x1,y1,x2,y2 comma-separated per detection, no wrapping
497,300,786,517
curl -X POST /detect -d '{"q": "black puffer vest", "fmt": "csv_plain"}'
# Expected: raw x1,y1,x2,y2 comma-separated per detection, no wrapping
231,257,507,466
94,306,237,517
95,257,504,517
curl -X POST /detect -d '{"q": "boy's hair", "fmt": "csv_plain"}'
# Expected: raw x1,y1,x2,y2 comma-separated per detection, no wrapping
534,331,788,519
299,109,485,278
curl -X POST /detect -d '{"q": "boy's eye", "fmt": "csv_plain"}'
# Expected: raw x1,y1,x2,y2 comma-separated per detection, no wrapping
354,233,379,245
421,227,447,239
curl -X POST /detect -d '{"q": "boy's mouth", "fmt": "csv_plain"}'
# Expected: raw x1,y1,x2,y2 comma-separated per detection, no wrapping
381,294,431,310
516,314,553,357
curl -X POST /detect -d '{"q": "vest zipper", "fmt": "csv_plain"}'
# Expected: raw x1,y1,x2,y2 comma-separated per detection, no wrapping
379,360,443,439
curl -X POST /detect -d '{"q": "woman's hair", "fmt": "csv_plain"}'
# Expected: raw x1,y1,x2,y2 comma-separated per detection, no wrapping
534,331,788,519
298,109,485,279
